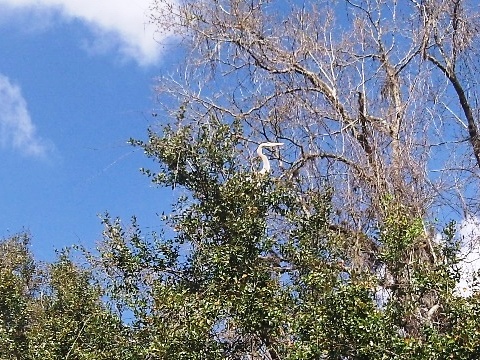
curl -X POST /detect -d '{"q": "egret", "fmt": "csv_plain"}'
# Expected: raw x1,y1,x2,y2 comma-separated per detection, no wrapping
257,142,283,174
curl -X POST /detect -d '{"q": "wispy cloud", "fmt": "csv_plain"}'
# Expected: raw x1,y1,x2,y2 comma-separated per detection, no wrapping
0,74,51,157
0,0,173,66
455,216,480,297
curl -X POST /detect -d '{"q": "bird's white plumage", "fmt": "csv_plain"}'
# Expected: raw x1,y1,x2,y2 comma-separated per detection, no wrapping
256,142,283,174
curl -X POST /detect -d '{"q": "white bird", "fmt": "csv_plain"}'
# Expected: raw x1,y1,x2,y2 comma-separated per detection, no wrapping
257,142,283,174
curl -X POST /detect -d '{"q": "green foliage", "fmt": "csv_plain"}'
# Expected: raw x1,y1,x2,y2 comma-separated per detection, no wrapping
0,234,35,359
130,114,241,189
3,110,480,358
27,254,129,359
0,235,134,360
95,113,480,358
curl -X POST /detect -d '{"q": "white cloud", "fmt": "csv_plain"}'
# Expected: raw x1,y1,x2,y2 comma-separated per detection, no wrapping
455,216,480,297
0,74,51,157
0,0,174,66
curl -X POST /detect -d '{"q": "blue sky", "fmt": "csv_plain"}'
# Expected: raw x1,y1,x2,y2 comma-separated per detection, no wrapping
0,0,177,260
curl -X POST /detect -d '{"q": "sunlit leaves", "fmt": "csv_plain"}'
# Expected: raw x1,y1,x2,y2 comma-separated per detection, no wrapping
0,234,133,360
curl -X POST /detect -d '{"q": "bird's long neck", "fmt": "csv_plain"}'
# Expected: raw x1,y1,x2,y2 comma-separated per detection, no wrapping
257,146,270,174
256,145,264,157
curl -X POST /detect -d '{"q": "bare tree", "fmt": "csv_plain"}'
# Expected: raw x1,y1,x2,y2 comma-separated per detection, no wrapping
148,0,480,341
